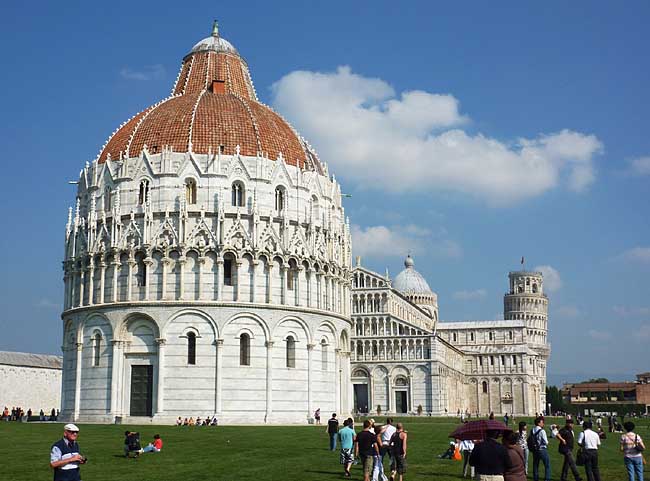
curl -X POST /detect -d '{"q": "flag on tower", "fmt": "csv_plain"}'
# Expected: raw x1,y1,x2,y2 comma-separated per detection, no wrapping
521,256,525,266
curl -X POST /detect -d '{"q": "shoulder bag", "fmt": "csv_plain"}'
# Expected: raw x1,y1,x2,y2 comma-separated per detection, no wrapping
576,432,587,466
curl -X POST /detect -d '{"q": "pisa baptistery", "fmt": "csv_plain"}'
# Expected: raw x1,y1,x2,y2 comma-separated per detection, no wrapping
60,23,353,424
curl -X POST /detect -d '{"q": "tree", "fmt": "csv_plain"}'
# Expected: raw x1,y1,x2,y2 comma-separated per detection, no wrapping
584,378,609,383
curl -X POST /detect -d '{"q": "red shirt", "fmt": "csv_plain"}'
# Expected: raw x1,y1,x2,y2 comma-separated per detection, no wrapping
153,439,163,450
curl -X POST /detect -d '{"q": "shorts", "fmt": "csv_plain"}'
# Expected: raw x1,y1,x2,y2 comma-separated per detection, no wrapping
362,455,374,475
391,454,407,474
340,448,354,465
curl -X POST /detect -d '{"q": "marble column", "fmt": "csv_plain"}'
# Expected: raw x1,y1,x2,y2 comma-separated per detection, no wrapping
265,341,274,422
266,263,273,303
335,348,341,413
74,342,83,420
99,261,106,304
111,260,119,303
197,256,205,300
78,269,85,307
156,338,166,414
280,266,288,305
251,260,258,303
161,257,169,300
87,259,95,306
178,256,186,300
127,260,135,302
307,343,315,417
234,260,242,302
110,340,121,416
144,257,153,300
215,339,224,414
216,258,223,301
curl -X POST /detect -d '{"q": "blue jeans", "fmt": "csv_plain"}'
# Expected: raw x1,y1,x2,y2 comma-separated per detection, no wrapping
142,445,159,453
329,433,337,451
625,457,644,481
533,448,551,481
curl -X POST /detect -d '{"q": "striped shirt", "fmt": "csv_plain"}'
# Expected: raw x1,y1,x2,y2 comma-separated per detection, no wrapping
621,432,644,458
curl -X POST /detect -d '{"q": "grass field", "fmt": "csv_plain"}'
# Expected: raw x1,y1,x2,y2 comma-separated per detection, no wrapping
0,417,646,480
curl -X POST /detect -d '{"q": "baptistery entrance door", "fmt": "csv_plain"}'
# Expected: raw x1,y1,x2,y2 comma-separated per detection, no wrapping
353,384,369,414
395,390,408,413
130,365,153,416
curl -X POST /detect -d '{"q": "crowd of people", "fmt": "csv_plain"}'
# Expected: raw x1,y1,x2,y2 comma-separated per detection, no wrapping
438,414,646,481
326,413,408,481
2,405,58,421
174,415,218,426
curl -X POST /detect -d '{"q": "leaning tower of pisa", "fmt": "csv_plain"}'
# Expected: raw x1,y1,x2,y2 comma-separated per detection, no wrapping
504,269,550,413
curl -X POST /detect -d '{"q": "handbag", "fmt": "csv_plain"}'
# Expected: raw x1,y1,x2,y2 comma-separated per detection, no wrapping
635,435,645,453
452,446,462,461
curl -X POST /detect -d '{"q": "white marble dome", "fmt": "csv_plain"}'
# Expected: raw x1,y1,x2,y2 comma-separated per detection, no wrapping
393,255,438,322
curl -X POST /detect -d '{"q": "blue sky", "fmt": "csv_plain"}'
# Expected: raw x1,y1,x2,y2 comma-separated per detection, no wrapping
1,1,648,385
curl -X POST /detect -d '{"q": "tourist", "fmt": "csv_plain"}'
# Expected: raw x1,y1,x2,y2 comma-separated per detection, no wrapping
356,419,380,481
459,439,475,478
516,422,529,474
2,406,8,421
143,434,163,453
50,424,86,481
51,408,56,421
27,408,32,420
620,421,645,481
210,415,218,426
175,416,182,426
389,422,408,481
327,413,339,451
438,441,456,459
338,418,356,478
556,418,582,481
378,417,397,472
196,416,202,426
124,431,142,457
529,416,551,481
489,412,495,420
469,429,511,481
314,408,321,425
503,431,526,481
188,417,195,426
504,413,510,426
577,420,601,481
183,417,189,426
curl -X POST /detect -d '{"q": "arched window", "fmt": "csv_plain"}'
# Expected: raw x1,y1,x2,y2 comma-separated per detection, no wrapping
508,331,513,340
92,333,101,367
104,187,112,211
138,180,150,205
489,332,494,341
532,283,538,293
470,332,475,342
187,332,196,365
185,179,197,205
321,339,328,371
231,182,244,207
136,254,147,287
482,381,488,393
452,332,457,342
286,336,296,368
275,186,285,212
239,333,250,366
223,255,234,286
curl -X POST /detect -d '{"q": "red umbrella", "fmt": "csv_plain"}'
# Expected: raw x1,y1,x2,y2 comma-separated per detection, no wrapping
449,420,512,441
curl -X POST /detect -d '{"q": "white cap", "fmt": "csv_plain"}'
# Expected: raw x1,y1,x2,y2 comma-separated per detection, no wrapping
64,423,80,432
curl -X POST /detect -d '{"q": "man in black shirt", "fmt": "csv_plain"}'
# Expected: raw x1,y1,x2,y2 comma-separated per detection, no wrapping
556,419,582,481
326,413,339,451
355,420,379,481
469,430,512,480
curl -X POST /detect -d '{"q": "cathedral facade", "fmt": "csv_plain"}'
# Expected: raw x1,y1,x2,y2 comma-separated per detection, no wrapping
350,257,550,416
60,25,549,424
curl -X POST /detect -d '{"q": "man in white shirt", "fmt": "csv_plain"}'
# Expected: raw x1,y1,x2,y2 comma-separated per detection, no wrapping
577,421,601,481
459,439,475,478
378,417,397,471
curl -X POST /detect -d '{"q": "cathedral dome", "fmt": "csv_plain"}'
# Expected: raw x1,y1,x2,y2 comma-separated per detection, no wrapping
393,255,433,294
97,23,321,172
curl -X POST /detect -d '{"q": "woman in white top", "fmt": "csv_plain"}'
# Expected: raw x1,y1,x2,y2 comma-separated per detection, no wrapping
577,420,601,481
620,421,645,481
459,439,475,478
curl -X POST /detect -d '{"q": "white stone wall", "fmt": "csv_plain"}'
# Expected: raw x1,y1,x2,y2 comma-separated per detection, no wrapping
0,364,61,413
61,303,351,424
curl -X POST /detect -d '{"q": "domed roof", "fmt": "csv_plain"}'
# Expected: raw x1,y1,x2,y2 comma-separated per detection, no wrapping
393,255,433,294
97,23,322,173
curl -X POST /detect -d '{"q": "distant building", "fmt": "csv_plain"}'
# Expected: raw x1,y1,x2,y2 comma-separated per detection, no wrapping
561,374,650,414
0,351,62,413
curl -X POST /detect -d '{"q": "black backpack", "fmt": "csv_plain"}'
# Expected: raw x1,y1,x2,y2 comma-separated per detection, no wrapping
527,429,542,453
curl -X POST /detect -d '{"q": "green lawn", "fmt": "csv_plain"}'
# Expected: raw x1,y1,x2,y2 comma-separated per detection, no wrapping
0,417,646,480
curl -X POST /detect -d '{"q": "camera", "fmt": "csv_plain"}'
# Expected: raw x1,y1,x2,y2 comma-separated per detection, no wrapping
79,456,88,464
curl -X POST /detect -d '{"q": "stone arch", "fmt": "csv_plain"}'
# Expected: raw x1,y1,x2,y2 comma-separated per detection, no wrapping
272,315,312,345
163,309,219,339
316,320,337,347
223,312,270,342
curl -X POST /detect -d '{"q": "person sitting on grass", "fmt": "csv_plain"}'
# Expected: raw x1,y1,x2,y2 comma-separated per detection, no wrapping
438,441,456,459
188,417,195,426
124,431,142,458
142,434,163,453
175,417,182,426
210,415,218,426
183,417,189,426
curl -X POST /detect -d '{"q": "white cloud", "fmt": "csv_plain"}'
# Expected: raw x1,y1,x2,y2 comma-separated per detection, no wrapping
555,305,580,319
617,247,650,264
613,306,650,318
533,265,562,292
628,156,650,176
452,289,487,301
638,325,650,340
36,298,59,310
271,66,603,204
351,224,461,260
588,329,612,341
120,64,165,81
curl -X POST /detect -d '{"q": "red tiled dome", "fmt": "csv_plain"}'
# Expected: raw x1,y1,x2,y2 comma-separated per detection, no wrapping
98,29,321,172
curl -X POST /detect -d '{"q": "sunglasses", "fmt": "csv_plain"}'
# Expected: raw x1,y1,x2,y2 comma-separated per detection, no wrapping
65,431,79,435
